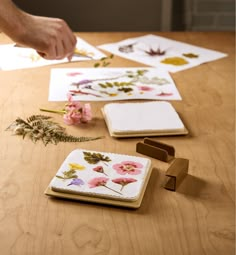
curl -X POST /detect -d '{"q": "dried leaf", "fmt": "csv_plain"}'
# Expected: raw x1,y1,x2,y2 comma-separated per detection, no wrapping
6,114,104,146
83,151,111,164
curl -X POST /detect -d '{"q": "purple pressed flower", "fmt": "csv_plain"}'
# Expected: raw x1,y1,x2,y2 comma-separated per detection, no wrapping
67,178,85,186
77,79,92,85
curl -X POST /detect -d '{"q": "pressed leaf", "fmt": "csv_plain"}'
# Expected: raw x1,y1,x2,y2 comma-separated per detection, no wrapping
94,63,100,68
118,87,133,93
83,151,111,164
6,114,104,146
56,169,78,180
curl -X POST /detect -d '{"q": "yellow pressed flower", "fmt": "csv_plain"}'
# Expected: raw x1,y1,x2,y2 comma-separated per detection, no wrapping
161,57,188,66
69,163,85,170
109,93,118,97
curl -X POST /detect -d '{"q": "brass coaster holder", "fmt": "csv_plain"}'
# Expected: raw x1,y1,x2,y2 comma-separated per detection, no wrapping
136,138,189,191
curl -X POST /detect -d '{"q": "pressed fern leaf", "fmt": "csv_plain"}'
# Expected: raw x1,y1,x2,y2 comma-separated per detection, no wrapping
6,114,104,146
54,133,104,143
83,151,111,164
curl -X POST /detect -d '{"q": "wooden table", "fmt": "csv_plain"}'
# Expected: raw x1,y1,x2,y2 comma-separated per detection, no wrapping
0,32,235,255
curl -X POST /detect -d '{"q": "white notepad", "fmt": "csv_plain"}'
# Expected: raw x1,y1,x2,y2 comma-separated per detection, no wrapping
102,101,188,137
47,149,152,204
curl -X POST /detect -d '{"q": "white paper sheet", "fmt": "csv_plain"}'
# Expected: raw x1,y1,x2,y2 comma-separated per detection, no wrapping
48,67,182,101
0,37,105,70
98,34,227,73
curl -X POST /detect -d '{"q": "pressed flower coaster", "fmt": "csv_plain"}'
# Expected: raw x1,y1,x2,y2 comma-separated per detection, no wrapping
45,149,152,208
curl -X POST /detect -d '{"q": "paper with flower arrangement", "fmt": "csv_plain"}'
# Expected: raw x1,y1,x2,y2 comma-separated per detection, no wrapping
49,149,152,202
98,34,227,73
48,67,181,101
0,37,105,70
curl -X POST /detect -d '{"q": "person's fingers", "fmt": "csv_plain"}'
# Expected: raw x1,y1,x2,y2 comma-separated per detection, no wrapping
33,18,77,60
63,21,77,47
61,25,77,60
55,39,65,59
67,52,74,61
37,43,57,60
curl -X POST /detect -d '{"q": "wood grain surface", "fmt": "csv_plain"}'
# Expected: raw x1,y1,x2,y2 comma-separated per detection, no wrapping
0,31,235,255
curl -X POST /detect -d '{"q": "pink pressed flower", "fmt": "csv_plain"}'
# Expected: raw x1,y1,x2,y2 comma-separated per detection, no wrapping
63,110,82,125
112,177,137,185
93,166,104,173
40,93,93,126
63,93,92,125
81,103,92,123
113,161,143,175
66,72,82,77
88,177,109,188
112,177,137,190
137,86,154,92
88,177,122,195
92,166,108,176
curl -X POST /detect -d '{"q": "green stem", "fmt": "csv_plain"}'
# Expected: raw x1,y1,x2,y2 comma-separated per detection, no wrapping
104,185,122,195
40,108,66,114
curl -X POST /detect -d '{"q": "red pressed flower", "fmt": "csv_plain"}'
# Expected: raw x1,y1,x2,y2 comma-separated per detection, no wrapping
113,161,143,175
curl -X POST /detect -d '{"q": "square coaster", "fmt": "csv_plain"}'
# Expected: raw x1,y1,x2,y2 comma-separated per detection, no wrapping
45,149,152,208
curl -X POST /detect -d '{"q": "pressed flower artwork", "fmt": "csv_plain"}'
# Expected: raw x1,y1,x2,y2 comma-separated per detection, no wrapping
98,34,227,73
49,67,182,101
49,149,152,201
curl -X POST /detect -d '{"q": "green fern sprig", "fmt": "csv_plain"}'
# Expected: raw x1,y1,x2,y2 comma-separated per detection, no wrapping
6,114,104,146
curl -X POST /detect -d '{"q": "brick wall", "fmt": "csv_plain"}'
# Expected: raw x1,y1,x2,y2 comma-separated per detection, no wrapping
185,0,235,31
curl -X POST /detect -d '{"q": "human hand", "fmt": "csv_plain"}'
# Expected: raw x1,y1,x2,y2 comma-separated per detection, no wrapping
14,14,77,60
